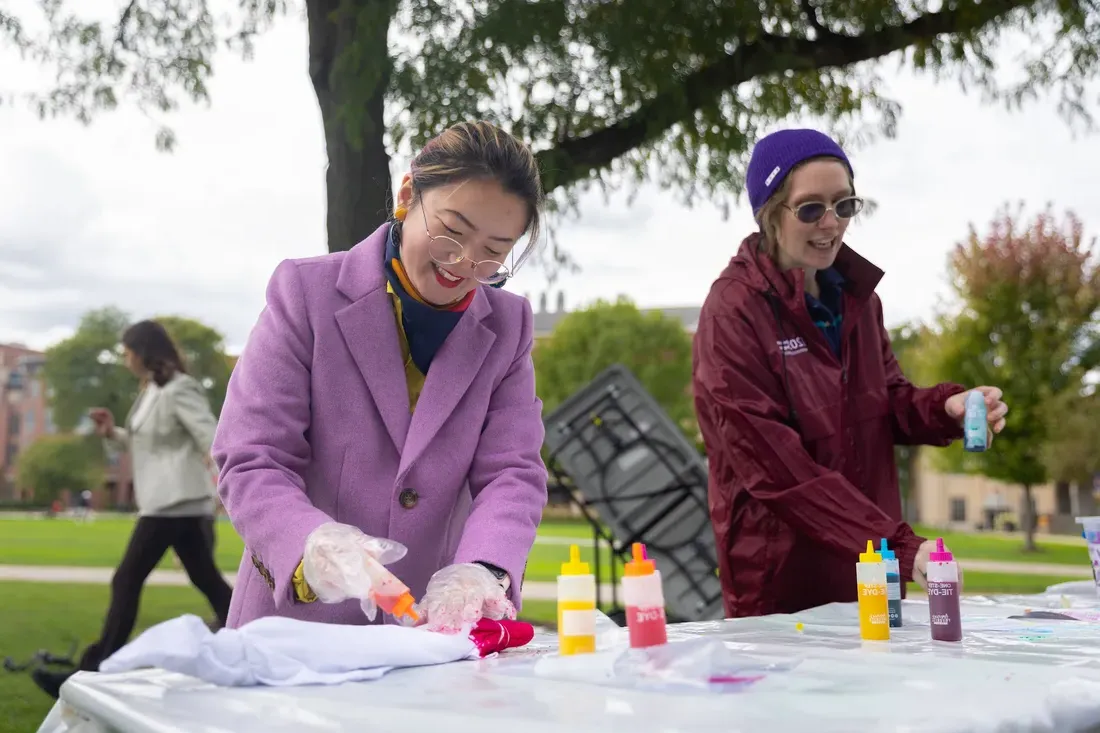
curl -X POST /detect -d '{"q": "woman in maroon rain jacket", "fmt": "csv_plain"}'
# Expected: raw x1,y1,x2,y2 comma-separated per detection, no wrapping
692,129,1008,618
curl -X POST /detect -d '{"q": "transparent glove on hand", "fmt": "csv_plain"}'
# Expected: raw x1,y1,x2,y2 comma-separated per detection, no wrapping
418,563,516,634
912,539,964,592
301,522,408,621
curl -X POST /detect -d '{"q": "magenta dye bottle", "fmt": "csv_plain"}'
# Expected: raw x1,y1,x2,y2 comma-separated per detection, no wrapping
927,538,962,642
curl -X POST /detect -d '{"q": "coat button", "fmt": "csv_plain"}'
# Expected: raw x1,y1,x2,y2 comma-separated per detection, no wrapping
398,488,419,509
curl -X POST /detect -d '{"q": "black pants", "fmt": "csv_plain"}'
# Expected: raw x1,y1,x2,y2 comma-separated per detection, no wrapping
78,515,234,672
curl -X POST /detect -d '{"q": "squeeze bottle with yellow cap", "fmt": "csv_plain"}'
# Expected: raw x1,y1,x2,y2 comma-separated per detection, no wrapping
622,542,668,648
363,554,419,624
856,540,890,641
557,545,597,655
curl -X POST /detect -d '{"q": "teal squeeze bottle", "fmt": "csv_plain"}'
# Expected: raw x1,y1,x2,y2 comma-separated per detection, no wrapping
879,538,902,628
963,390,987,453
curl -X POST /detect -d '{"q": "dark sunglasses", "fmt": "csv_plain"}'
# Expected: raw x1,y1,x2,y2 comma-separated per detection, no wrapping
785,196,864,224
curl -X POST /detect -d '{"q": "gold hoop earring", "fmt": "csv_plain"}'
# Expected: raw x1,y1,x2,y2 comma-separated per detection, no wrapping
394,206,408,221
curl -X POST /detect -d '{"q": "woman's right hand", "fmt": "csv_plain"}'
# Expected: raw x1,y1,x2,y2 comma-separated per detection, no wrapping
301,522,408,619
88,408,115,437
911,539,964,592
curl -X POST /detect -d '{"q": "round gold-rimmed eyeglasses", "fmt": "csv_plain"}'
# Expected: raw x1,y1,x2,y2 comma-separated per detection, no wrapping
421,205,512,285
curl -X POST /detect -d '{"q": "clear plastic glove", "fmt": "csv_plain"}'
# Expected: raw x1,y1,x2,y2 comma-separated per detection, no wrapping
912,539,965,592
301,522,408,621
417,563,515,634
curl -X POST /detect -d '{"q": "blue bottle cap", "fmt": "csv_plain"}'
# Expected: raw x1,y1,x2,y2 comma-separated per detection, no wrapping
878,538,896,560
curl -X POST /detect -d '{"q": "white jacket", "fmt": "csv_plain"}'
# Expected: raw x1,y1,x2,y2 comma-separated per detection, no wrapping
108,373,217,515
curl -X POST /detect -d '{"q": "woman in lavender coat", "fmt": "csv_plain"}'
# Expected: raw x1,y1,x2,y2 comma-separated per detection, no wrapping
211,121,548,633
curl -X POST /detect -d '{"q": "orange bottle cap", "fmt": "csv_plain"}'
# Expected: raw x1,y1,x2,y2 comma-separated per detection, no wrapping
623,542,656,577
391,592,419,622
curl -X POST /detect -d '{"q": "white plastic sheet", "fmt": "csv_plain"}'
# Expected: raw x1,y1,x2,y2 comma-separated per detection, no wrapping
36,581,1100,733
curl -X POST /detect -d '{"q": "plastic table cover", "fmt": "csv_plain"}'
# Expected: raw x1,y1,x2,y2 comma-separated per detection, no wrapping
36,581,1100,733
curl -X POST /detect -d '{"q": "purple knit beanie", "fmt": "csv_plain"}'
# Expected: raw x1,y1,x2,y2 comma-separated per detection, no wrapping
745,129,853,214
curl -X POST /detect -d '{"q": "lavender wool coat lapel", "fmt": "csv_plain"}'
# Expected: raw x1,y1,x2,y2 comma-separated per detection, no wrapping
212,224,548,629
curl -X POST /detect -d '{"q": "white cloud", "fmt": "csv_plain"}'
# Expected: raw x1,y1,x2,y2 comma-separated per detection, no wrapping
1,13,1098,354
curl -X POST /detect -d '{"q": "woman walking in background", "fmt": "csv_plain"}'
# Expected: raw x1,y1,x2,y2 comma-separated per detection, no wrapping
33,320,233,699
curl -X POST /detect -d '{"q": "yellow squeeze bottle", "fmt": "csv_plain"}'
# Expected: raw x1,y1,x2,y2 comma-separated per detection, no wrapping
856,540,890,641
557,544,597,655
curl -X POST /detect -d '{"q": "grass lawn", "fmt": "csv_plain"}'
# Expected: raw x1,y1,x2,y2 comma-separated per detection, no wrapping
912,524,1087,566
0,515,250,569
906,572,1082,596
0,515,619,583
3,516,1089,576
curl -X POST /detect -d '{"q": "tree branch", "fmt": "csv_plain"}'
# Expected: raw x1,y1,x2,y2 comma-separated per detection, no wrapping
800,0,825,35
536,0,1037,192
114,0,139,50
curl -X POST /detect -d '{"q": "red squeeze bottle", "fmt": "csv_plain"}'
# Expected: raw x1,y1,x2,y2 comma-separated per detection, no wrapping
622,543,668,648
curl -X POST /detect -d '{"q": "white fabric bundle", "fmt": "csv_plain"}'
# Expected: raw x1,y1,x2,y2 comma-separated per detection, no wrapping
99,614,480,686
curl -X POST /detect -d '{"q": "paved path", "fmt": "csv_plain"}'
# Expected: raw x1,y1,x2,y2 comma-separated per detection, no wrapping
0,511,593,544
962,559,1092,577
533,534,583,546
0,564,612,602
0,555,1091,600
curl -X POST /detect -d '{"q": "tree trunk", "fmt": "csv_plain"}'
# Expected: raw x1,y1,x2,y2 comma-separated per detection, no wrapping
894,445,921,523
906,446,921,524
307,0,394,253
1022,483,1037,552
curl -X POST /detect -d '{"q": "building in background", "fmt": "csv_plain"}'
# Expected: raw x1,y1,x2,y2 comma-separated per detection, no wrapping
0,343,132,505
529,290,701,340
914,459,1090,536
0,343,49,500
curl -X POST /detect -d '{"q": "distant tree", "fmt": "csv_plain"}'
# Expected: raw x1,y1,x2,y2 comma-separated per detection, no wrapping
43,309,234,430
534,298,695,436
42,308,134,432
1044,390,1100,491
16,435,105,505
6,0,1100,259
925,204,1100,550
889,321,935,522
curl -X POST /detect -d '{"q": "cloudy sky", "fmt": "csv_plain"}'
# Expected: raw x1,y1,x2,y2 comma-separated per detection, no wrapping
2,11,1098,354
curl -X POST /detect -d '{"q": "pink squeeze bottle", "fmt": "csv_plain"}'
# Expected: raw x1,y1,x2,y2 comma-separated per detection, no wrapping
926,538,962,642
